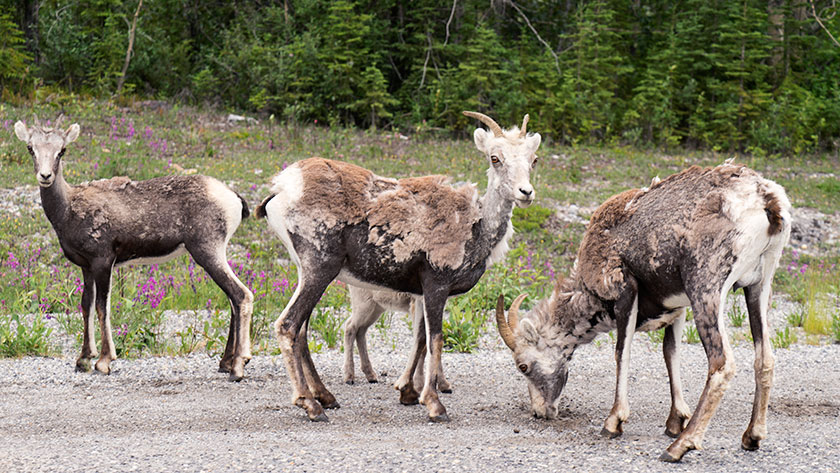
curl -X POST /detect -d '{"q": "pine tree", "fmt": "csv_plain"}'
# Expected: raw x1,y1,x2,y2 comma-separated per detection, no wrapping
0,7,30,97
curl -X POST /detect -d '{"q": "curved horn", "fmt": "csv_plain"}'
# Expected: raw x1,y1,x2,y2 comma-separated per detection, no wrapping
54,114,65,128
463,111,503,137
519,114,529,138
495,295,517,351
508,293,527,331
33,115,41,128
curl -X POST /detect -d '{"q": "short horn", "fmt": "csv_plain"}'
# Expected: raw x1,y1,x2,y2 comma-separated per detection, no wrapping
33,115,41,128
495,295,517,351
508,293,527,331
463,111,503,137
519,114,529,138
54,114,65,128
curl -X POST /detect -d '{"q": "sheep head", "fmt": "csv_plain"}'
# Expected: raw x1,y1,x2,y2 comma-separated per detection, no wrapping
496,294,573,420
463,111,540,208
14,116,80,188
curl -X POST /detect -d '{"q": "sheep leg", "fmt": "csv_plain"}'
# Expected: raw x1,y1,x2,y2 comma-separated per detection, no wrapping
661,286,734,462
343,289,383,384
193,247,254,381
602,284,639,438
409,299,452,393
274,267,337,422
75,269,98,372
299,320,339,409
741,282,774,451
663,309,692,437
92,263,117,375
418,289,449,422
395,300,426,405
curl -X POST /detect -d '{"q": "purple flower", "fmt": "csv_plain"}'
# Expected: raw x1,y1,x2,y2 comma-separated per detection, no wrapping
144,126,153,140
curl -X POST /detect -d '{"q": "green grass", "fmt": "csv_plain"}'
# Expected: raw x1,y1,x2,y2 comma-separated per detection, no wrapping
1,96,839,357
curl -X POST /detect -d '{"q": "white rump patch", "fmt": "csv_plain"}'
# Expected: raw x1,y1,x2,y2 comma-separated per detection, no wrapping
205,177,244,242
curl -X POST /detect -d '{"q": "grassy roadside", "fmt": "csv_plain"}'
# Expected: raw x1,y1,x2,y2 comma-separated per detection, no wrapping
0,98,838,358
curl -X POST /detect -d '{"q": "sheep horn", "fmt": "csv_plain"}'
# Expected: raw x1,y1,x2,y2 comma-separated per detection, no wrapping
54,114,65,128
508,293,527,332
519,114,529,138
33,115,41,128
496,295,517,350
463,111,503,137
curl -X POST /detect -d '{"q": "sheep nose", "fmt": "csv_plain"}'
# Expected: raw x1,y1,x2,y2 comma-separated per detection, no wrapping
519,187,533,197
39,172,52,181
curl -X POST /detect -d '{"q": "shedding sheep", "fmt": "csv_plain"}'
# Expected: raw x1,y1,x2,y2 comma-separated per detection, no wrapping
14,117,254,380
495,163,791,462
255,111,541,422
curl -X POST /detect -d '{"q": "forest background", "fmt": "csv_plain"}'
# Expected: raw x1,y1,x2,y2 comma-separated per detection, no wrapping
1,0,839,155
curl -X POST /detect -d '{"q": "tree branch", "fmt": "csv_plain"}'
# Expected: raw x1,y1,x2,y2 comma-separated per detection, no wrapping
443,0,457,47
116,0,143,95
419,32,433,89
505,0,561,74
810,0,840,47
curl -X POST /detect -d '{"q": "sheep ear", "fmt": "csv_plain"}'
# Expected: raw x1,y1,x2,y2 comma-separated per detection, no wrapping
473,128,490,154
14,121,29,142
526,133,541,155
519,319,540,343
65,124,80,144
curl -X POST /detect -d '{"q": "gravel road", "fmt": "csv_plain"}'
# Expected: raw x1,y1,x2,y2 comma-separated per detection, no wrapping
1,330,838,472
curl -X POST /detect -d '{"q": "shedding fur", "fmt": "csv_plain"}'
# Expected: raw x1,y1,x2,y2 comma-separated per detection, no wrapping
260,112,541,422
496,162,791,462
14,119,254,381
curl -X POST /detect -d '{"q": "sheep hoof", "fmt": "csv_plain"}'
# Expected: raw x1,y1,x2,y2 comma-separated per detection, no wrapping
741,433,761,451
600,427,622,439
309,412,329,423
94,360,111,375
429,412,450,423
440,387,452,394
658,450,683,463
75,358,93,373
398,385,420,405
228,372,244,382
664,427,681,439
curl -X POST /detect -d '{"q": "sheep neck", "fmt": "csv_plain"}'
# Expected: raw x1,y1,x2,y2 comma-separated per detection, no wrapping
39,169,71,227
477,183,515,255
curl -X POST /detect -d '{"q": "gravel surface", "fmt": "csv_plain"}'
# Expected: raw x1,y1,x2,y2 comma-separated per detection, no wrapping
2,186,838,471
2,322,838,472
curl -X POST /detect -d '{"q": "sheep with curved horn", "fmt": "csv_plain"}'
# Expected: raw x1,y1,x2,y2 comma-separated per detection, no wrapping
255,111,540,422
14,117,254,380
496,162,791,462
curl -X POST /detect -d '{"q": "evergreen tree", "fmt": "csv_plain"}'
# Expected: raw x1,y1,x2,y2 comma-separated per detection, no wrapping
0,6,31,97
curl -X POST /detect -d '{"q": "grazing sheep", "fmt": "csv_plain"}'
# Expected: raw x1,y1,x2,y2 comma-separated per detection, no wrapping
495,162,791,461
255,111,541,421
14,117,253,380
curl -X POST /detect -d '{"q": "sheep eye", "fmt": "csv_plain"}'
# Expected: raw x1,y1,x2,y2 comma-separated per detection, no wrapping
518,363,529,374
531,157,538,168
58,148,65,159
491,155,501,167
27,146,34,156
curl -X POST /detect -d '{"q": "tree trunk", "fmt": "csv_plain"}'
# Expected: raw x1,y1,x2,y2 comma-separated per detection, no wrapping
116,0,144,96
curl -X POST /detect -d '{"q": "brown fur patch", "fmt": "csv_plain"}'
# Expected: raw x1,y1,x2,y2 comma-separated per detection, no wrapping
764,193,783,235
298,159,379,227
576,189,641,300
292,158,479,269
368,175,479,269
